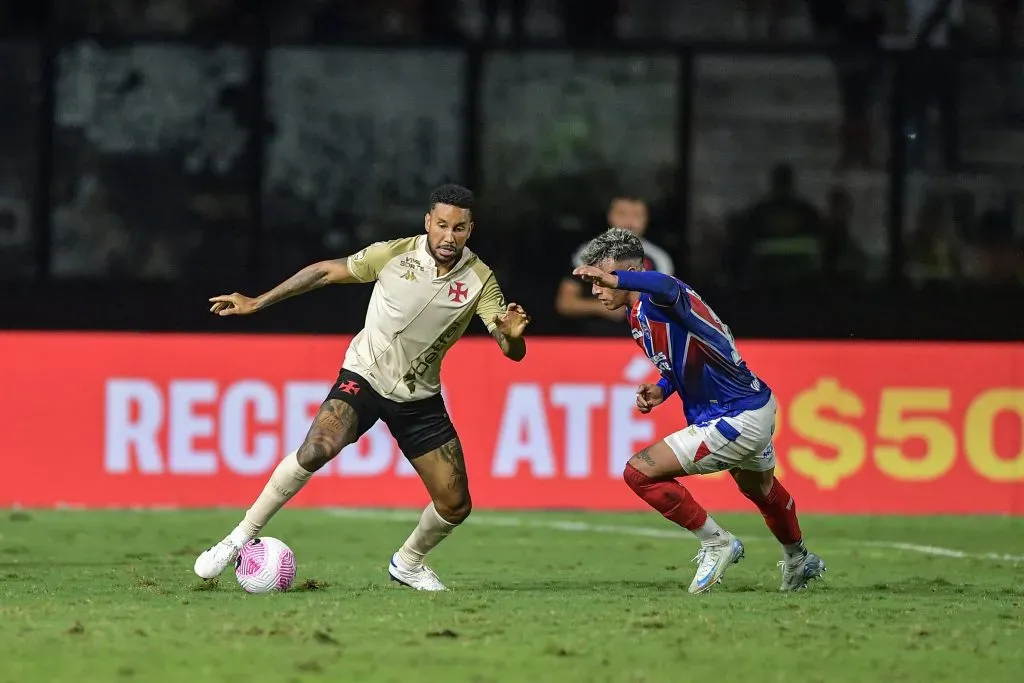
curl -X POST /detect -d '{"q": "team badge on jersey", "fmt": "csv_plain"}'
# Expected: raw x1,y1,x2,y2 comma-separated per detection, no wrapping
448,281,469,303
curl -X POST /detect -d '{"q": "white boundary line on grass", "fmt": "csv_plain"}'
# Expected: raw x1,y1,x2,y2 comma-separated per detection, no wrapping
326,508,1024,563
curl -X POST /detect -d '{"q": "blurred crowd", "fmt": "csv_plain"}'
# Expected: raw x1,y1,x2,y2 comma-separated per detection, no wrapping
0,0,1021,294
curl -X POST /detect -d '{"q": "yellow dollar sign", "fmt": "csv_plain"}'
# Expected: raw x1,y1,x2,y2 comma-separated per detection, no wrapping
788,378,866,489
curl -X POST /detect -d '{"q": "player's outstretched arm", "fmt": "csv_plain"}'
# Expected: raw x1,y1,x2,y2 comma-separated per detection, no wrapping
572,266,679,307
209,258,357,316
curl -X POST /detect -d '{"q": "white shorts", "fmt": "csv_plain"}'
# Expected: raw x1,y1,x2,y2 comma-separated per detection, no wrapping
664,395,778,476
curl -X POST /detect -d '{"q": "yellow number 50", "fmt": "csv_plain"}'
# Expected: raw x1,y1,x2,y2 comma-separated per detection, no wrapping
874,388,957,481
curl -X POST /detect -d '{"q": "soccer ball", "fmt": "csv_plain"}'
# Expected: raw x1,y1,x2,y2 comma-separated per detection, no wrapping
235,537,297,593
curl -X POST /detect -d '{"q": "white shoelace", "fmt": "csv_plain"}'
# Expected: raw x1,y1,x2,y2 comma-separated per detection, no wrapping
692,546,723,579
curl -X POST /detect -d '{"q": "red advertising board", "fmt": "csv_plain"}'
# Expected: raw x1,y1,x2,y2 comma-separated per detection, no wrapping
1,332,1021,513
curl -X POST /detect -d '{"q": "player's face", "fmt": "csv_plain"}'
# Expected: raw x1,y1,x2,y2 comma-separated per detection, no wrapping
607,199,648,236
591,258,634,310
425,203,473,265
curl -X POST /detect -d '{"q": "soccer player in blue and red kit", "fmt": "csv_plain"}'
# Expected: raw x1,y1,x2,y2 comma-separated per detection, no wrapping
573,228,825,594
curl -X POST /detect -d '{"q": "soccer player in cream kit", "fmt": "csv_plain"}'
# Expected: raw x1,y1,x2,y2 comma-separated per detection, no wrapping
194,185,530,591
574,228,826,593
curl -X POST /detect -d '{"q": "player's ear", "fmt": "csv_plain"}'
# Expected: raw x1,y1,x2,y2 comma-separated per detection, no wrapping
423,212,430,233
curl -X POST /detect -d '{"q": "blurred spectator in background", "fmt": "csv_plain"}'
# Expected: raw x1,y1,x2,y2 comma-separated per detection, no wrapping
422,0,464,43
555,195,673,334
483,0,529,43
906,194,961,286
729,163,825,286
807,0,886,169
977,0,1022,48
905,0,963,170
739,0,783,39
822,185,868,282
561,0,618,46
964,207,1024,285
0,0,46,32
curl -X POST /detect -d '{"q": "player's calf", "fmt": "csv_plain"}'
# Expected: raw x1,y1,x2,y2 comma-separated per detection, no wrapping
731,468,825,590
193,400,357,580
732,468,803,552
390,438,469,590
622,442,743,593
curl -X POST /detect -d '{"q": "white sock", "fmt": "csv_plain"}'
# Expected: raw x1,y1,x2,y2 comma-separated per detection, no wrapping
396,503,459,568
229,451,312,546
784,540,806,557
693,516,728,544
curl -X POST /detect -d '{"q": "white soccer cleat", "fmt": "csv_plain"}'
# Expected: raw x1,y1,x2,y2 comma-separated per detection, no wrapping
689,533,745,594
193,539,241,580
388,553,447,592
779,550,826,592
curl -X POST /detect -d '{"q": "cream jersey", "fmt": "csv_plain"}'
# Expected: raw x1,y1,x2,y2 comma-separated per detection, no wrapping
342,235,506,402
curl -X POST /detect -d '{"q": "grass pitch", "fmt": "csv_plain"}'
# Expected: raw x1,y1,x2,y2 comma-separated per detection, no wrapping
2,510,1022,683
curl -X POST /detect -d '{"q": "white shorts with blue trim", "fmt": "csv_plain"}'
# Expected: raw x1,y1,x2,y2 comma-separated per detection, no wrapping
664,394,778,475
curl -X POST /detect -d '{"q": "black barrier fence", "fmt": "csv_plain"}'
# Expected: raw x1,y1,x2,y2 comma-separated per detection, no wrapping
0,17,1022,338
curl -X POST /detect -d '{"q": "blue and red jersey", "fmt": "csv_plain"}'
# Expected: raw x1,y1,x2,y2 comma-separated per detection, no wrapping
616,270,771,425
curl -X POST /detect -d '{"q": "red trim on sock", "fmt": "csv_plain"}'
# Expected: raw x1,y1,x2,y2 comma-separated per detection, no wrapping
623,463,708,531
747,477,802,545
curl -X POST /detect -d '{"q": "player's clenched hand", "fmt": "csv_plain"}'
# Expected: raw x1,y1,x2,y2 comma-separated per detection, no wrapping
493,303,531,338
635,383,666,414
209,292,259,316
572,266,619,289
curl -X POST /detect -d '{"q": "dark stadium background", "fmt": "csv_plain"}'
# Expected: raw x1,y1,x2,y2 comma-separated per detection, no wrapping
0,0,1020,339
1,4,1023,683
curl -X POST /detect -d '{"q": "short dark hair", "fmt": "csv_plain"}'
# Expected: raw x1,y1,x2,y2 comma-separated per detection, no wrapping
609,195,645,209
429,184,474,212
578,228,645,266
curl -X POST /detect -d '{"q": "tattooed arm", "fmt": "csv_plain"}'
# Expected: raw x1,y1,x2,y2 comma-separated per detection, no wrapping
208,258,356,316
490,326,527,362
476,274,529,361
249,258,356,311
210,240,401,317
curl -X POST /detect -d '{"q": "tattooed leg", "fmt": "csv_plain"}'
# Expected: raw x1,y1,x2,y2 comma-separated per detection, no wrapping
622,440,734,577
194,400,360,579
241,399,358,532
296,399,360,471
410,437,471,522
627,440,688,481
390,438,470,580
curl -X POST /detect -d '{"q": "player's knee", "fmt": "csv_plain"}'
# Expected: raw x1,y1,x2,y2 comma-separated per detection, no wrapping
433,493,472,525
296,438,338,472
625,449,672,483
623,461,651,493
730,468,772,501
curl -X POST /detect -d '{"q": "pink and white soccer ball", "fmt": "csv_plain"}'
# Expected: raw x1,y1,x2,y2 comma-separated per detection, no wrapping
235,537,296,593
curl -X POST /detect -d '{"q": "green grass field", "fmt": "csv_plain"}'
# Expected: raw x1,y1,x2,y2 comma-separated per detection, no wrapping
2,510,1022,683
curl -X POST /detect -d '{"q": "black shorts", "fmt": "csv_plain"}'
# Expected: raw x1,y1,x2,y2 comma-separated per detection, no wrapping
324,368,457,459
